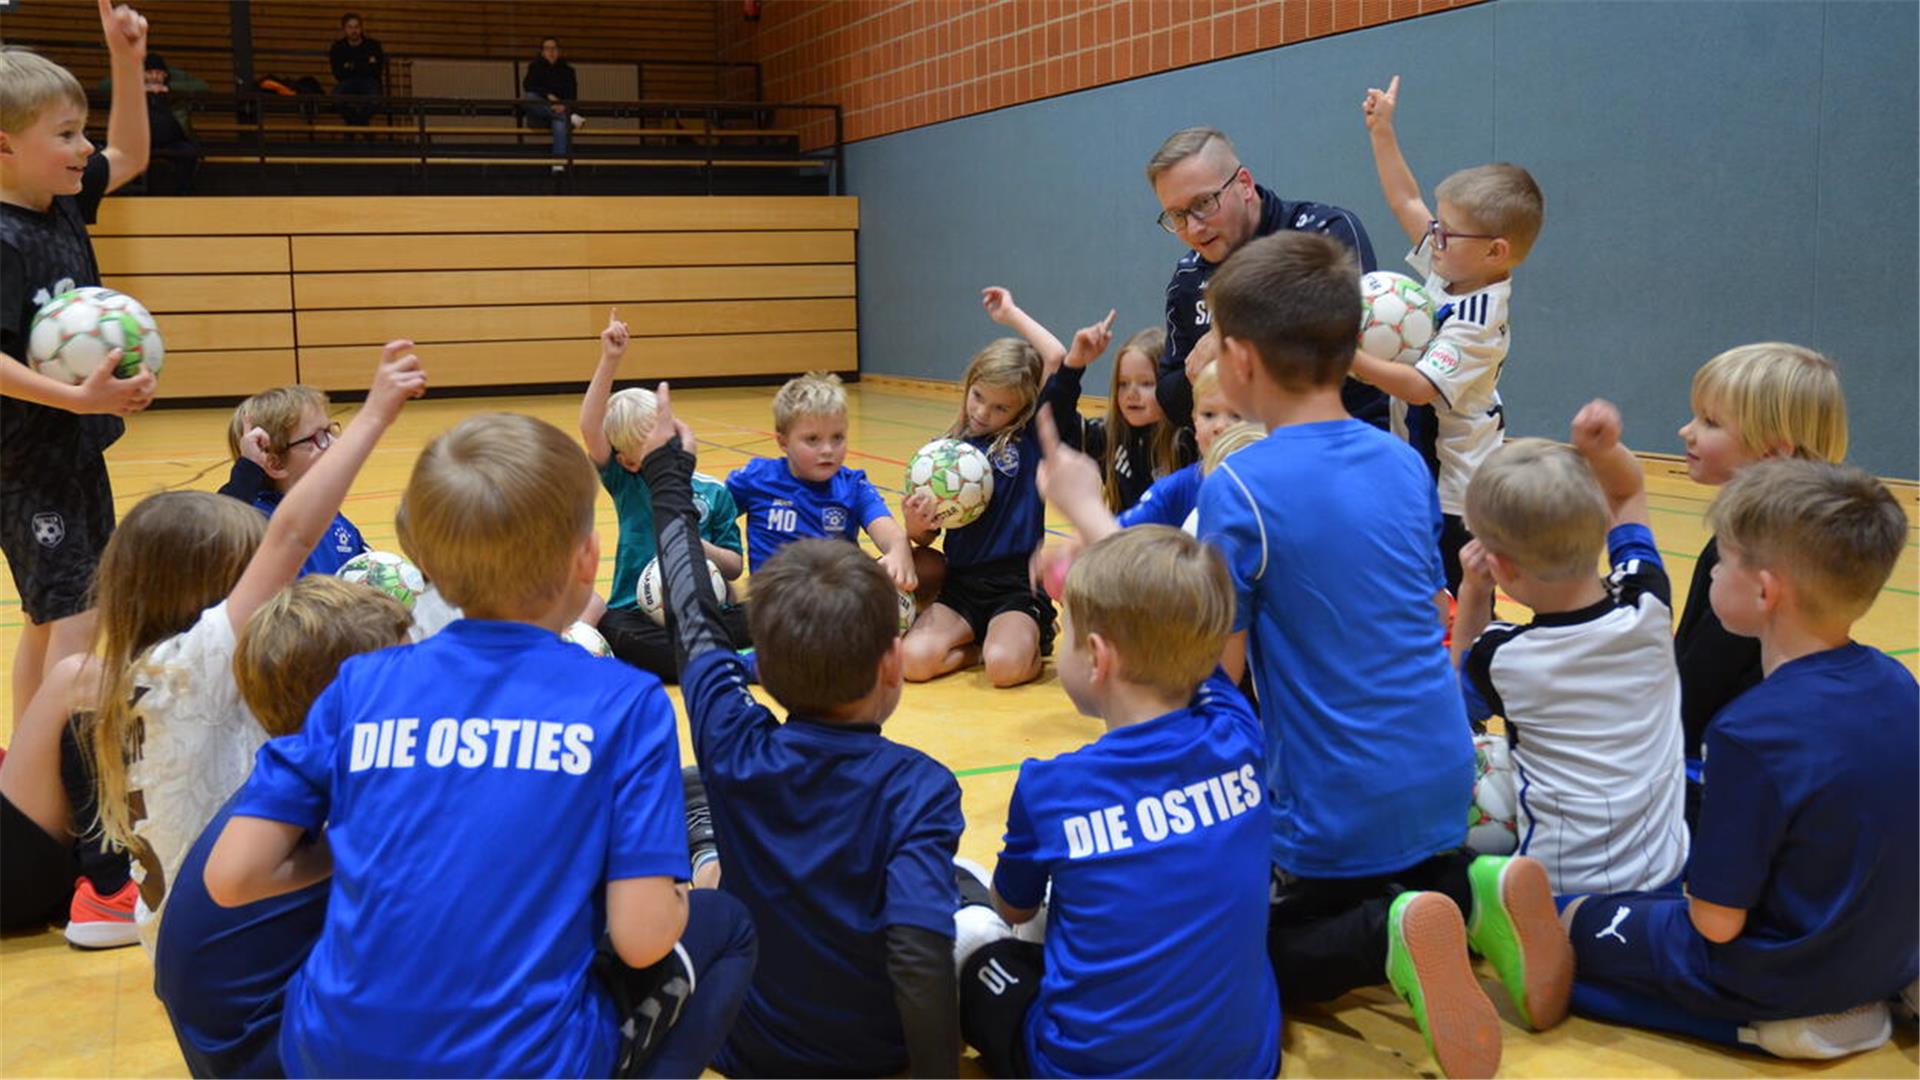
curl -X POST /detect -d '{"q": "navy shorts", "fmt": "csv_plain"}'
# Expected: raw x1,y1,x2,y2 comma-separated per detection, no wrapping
935,556,1056,655
0,451,115,624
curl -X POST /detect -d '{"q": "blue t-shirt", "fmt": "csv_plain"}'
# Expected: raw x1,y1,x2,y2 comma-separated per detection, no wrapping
1687,643,1918,1016
1197,420,1471,877
994,672,1281,1078
154,795,328,1079
1115,463,1202,529
252,489,366,577
941,427,1045,569
230,621,688,1078
600,458,741,611
724,456,891,571
679,649,963,1077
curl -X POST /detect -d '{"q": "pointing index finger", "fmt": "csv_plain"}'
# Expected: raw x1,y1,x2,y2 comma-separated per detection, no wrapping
1386,74,1400,100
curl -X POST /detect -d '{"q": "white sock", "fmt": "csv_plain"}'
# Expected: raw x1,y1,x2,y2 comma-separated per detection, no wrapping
953,904,1014,978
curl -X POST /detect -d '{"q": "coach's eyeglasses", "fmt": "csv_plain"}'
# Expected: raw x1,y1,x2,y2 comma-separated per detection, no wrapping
1156,164,1244,233
1427,217,1498,252
287,421,342,452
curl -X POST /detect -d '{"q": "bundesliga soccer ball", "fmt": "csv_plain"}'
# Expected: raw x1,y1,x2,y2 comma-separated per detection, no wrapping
27,286,166,385
336,550,427,611
1358,272,1436,366
561,621,613,657
905,438,993,528
897,589,918,636
1467,732,1519,855
636,556,729,626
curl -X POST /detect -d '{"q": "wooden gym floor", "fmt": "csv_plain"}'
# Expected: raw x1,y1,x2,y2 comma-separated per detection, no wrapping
2,379,1915,1077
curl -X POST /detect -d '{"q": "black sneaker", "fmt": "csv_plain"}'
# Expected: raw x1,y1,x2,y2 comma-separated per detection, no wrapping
683,766,716,870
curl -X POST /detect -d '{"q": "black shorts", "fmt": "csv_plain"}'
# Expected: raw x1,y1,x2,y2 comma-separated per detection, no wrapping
1,793,78,932
960,937,1044,1078
0,452,115,624
598,603,752,684
935,556,1056,655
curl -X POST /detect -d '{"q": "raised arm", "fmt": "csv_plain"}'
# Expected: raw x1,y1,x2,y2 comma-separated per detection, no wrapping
224,341,425,635
1570,399,1648,529
98,0,151,192
1034,409,1121,546
578,309,625,467
640,384,733,662
982,287,1067,375
1361,76,1431,248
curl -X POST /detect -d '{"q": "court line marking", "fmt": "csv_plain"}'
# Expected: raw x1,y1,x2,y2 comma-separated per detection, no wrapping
955,763,1022,778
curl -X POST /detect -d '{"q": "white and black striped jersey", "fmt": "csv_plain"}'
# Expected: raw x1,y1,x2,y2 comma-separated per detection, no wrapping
1463,524,1689,895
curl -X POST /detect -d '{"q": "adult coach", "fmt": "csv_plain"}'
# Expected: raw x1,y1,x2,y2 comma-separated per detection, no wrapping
1148,127,1388,437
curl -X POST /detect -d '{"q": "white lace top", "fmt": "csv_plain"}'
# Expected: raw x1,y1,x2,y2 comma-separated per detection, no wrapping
127,601,267,953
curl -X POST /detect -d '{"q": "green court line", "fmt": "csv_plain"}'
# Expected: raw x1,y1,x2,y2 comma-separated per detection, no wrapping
954,762,1022,778
1888,647,1918,657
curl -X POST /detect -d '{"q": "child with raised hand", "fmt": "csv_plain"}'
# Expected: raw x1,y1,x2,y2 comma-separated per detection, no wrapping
1354,74,1544,596
206,407,757,1079
217,385,369,575
1450,401,1688,895
964,435,1280,1078
1,0,156,722
154,576,411,1078
640,382,967,1078
1672,344,1848,812
901,334,1070,688
1560,458,1914,1061
984,287,1180,510
76,341,424,953
724,370,917,590
580,308,749,681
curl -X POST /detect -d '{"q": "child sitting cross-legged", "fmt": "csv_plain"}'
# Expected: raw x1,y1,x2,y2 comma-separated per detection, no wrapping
640,382,970,1077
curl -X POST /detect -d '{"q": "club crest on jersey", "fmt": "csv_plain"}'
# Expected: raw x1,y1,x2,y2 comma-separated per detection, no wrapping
1424,341,1463,375
693,494,710,519
31,512,64,548
991,443,1020,477
822,506,848,533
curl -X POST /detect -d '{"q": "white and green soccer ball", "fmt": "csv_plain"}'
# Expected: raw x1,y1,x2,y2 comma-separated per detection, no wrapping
636,556,729,626
561,620,614,658
1358,271,1436,365
1466,732,1518,855
336,550,428,611
905,438,993,528
896,588,918,636
28,286,166,385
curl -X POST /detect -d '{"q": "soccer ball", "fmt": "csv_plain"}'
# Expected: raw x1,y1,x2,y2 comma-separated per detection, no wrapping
897,589,918,636
1358,271,1436,365
905,438,994,528
336,550,427,610
27,286,166,385
636,556,729,626
1467,732,1519,855
561,621,613,657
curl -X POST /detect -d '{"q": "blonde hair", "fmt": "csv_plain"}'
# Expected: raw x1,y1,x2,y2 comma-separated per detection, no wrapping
227,385,330,462
86,492,268,853
944,338,1042,459
772,371,847,435
1146,126,1238,185
397,413,598,615
1434,163,1545,262
1464,439,1610,580
0,48,86,133
1707,459,1906,623
236,577,412,737
1191,358,1222,405
1690,343,1849,464
1064,525,1234,698
747,539,899,715
1103,327,1177,512
1202,421,1264,476
603,387,659,456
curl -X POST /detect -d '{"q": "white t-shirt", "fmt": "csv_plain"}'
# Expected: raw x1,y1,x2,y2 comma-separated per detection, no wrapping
1389,237,1512,515
126,601,266,952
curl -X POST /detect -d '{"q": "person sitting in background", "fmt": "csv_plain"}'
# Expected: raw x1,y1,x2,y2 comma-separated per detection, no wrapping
523,37,584,159
328,13,384,127
139,55,199,195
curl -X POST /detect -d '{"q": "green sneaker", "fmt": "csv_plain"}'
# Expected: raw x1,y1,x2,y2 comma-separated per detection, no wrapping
1465,855,1574,1030
1386,890,1501,1079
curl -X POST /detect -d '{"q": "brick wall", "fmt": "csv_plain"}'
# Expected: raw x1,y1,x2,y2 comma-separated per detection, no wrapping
716,0,1486,147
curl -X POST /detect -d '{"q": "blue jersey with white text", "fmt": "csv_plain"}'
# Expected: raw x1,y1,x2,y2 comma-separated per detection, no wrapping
994,672,1281,1078
230,621,688,1078
725,456,892,571
1115,463,1202,529
1197,421,1471,876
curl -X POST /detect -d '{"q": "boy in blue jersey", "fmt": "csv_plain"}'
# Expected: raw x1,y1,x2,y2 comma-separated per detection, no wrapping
1560,459,1916,1060
204,411,757,1078
956,516,1281,1078
725,370,917,589
217,386,367,576
641,383,968,1077
581,311,750,681
155,576,411,1078
1196,233,1570,1078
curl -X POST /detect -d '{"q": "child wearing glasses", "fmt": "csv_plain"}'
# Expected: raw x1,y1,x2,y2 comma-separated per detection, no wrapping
218,385,369,576
1355,75,1545,597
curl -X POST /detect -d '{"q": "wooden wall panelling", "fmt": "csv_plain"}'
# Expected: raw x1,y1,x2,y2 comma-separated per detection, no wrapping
94,197,858,235
162,313,296,352
296,331,856,390
91,235,291,274
289,230,854,270
295,298,856,348
153,350,299,399
99,274,292,313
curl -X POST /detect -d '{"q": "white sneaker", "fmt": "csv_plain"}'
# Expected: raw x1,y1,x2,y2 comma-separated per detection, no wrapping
1740,1001,1892,1059
568,112,586,130
952,904,1013,978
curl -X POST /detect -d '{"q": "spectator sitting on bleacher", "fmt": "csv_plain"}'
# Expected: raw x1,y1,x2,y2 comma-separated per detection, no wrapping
523,36,584,158
139,55,200,195
329,12,384,127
